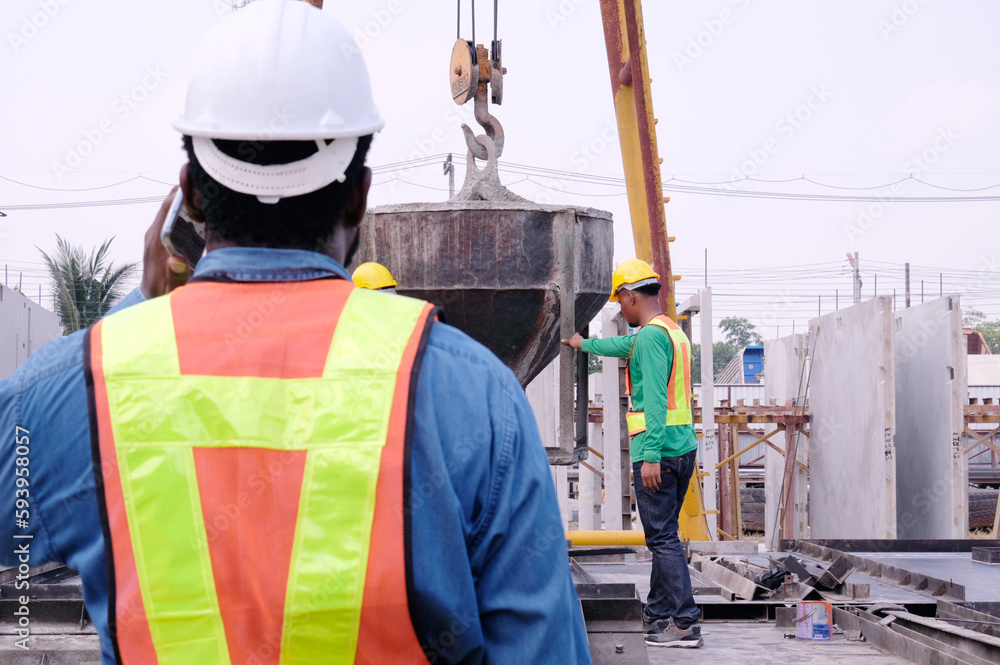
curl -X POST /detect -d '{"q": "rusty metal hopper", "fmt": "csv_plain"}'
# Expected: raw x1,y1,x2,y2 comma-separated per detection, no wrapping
353,201,613,388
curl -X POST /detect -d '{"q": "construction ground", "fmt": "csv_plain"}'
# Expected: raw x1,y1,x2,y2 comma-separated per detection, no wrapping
527,294,1000,664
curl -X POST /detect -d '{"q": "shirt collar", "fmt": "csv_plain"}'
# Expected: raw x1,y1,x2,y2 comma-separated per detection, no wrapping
191,247,353,283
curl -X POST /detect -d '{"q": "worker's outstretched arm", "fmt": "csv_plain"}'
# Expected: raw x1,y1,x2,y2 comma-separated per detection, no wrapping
562,332,636,357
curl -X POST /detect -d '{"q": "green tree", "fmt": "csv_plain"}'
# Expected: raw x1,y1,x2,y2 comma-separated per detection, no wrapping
690,341,738,382
965,308,1000,353
40,236,138,334
719,316,763,348
964,309,987,328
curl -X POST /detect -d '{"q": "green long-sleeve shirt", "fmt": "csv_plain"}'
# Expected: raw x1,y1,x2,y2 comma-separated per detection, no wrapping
581,325,698,463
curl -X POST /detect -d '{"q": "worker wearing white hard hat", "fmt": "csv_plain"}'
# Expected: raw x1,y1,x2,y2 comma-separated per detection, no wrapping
0,2,590,664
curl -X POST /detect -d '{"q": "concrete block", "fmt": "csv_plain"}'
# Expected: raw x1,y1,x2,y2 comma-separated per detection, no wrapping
763,333,808,550
893,296,967,539
808,297,896,539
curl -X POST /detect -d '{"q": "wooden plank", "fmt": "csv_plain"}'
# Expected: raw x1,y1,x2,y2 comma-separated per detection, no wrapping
964,425,1000,455
777,425,799,540
729,424,742,539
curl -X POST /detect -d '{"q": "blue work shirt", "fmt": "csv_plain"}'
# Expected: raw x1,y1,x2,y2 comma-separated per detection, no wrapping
0,247,590,664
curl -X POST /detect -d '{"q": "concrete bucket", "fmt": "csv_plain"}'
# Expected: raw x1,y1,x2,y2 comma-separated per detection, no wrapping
353,200,613,388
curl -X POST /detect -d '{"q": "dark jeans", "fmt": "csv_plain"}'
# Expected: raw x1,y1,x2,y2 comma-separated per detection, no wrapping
632,451,700,630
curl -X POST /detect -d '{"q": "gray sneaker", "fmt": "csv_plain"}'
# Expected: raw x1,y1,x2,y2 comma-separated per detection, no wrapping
645,618,704,648
641,608,668,634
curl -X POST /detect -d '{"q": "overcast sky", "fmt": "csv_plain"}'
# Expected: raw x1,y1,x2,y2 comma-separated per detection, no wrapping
2,0,998,339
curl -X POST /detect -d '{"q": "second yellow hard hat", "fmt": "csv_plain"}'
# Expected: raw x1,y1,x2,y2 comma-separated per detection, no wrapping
609,259,659,302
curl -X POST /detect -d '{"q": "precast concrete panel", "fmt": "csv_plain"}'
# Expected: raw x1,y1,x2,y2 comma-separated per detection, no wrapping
763,333,808,550
893,296,967,539
808,297,896,539
0,285,62,380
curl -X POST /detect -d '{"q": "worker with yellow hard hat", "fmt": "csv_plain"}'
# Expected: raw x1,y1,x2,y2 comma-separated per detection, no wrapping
562,258,702,649
352,261,397,292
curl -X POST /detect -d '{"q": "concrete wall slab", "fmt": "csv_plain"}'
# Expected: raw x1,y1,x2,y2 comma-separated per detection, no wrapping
808,296,896,539
763,333,808,550
893,296,967,539
0,285,62,380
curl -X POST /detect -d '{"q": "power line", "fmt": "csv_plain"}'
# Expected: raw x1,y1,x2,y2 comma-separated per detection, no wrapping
6,156,1000,207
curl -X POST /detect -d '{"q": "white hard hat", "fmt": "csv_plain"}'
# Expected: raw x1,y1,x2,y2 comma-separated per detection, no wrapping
173,0,384,202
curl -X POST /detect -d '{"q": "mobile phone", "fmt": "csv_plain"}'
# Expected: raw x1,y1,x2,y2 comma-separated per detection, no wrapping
160,190,207,269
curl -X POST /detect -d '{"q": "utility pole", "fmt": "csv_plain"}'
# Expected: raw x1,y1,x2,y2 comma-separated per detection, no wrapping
939,273,943,297
904,263,910,308
835,289,839,311
817,294,821,317
443,154,455,198
921,280,924,303
704,248,708,287
846,252,861,304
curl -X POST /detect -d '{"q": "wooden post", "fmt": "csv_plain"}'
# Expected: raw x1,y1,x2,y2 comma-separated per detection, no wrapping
778,424,798,541
729,424,741,539
717,423,732,536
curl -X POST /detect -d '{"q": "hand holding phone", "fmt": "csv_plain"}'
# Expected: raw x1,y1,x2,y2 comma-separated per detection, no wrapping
160,190,207,269
142,188,202,299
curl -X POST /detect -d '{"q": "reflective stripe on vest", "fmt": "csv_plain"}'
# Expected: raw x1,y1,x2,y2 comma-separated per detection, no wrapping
623,315,693,437
84,280,435,665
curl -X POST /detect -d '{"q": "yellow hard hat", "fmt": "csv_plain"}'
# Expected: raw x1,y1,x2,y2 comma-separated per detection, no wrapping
352,262,398,290
609,259,659,302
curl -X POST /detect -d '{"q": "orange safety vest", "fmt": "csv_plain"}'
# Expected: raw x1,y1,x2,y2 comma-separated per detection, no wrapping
624,314,693,437
84,279,437,665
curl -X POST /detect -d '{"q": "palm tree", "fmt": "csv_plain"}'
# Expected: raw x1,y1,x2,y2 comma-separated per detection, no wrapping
40,236,138,334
